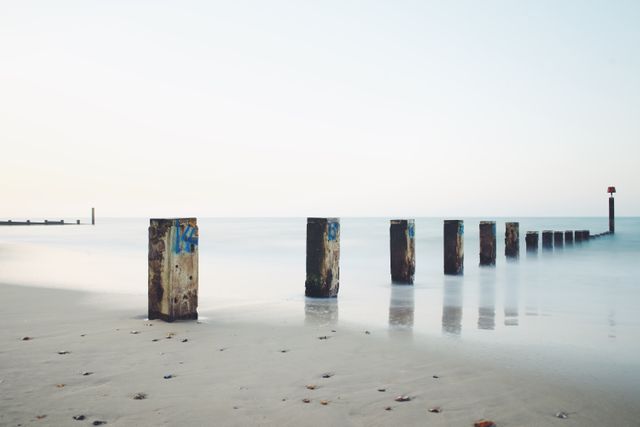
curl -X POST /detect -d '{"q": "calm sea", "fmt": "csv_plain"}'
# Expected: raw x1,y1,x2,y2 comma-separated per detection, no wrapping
1,217,639,392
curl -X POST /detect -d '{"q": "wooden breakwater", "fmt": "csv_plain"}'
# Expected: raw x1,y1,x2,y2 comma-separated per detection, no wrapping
0,208,96,226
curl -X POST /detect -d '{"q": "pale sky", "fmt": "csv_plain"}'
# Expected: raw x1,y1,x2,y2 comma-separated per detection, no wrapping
1,1,638,218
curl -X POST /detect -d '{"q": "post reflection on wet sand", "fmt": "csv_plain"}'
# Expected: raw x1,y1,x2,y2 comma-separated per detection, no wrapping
442,277,464,336
388,284,414,330
304,298,338,327
504,265,520,326
478,270,496,330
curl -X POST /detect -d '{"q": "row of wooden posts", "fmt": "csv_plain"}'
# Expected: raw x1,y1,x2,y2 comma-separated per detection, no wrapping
147,217,604,322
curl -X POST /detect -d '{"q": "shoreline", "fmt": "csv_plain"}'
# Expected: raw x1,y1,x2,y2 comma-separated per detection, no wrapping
1,283,639,426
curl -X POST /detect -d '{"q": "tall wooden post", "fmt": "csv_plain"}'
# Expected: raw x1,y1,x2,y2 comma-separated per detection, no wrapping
525,231,539,253
148,218,199,321
479,221,496,266
564,231,574,245
608,186,616,234
505,222,519,259
91,207,95,225
554,231,564,248
305,218,340,297
390,219,415,284
444,220,464,275
542,230,553,249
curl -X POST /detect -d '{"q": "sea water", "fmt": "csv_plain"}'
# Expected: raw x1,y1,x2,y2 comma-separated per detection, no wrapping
1,217,639,393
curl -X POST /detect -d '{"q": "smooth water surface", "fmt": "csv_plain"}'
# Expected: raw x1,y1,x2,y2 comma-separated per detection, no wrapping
1,217,639,392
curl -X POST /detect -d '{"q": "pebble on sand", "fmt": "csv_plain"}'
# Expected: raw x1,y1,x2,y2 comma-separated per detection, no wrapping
320,400,329,405
377,388,386,392
302,398,311,403
81,372,94,376
130,331,139,335
394,395,411,402
555,411,569,419
306,384,317,390
321,373,334,378
58,351,71,355
428,407,442,413
133,392,147,400
474,420,496,427
56,384,65,388
21,336,32,341
72,415,86,420
163,374,173,379
92,421,107,426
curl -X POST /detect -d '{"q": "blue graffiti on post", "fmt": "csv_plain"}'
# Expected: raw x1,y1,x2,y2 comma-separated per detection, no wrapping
327,221,339,242
174,220,199,254
408,222,415,239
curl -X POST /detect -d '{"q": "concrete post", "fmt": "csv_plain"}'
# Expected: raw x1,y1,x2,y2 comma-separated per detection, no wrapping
148,218,199,321
443,220,464,275
564,231,574,245
91,207,95,225
542,230,553,249
390,219,415,284
505,222,520,259
479,221,496,266
525,231,539,253
305,218,340,297
554,231,564,249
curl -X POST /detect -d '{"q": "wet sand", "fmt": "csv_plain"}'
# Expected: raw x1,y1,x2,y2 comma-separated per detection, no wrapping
1,283,638,426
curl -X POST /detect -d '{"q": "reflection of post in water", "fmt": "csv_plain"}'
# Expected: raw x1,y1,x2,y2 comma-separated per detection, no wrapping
478,270,496,330
304,298,339,327
504,265,520,326
442,277,463,336
389,284,415,329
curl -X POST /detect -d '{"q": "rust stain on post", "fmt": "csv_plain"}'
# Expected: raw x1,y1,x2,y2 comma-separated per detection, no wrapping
504,222,519,259
148,218,199,321
305,218,340,298
479,221,496,266
444,220,464,275
390,219,415,284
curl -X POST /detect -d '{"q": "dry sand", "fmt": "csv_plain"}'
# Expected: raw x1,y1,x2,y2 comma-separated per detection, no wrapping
1,283,638,427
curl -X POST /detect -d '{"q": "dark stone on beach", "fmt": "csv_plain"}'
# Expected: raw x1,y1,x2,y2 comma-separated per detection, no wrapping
181,338,188,343
433,375,439,379
318,336,329,340
394,395,411,402
321,373,333,378
377,388,386,392
474,420,496,427
163,374,173,379
58,350,70,355
133,392,147,400
152,339,159,342
81,372,93,376
72,415,86,420
280,349,289,353
22,336,33,341
555,411,569,419
385,406,392,411
365,330,371,334
428,407,442,413
92,421,107,426
302,398,311,403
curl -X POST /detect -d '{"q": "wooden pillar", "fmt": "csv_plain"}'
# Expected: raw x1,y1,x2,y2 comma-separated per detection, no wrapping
542,230,553,249
91,207,95,225
76,220,80,225
504,222,519,259
390,219,415,284
443,220,464,275
525,231,539,253
564,230,574,245
479,221,496,266
148,218,199,321
554,231,564,248
609,197,615,234
305,218,340,297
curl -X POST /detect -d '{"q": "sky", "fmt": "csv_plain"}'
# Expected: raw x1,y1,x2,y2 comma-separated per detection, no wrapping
1,1,638,218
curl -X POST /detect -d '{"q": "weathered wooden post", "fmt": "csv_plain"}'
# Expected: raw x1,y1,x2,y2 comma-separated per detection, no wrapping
608,186,616,234
91,207,95,225
390,219,415,284
444,220,464,275
505,222,519,259
542,230,553,249
554,231,564,248
564,230,574,245
305,218,340,297
525,231,539,253
148,218,199,321
575,230,583,243
584,230,591,240
479,221,496,266
76,220,80,225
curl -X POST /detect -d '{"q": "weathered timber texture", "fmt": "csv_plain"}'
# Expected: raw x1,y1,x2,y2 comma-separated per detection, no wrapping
305,218,340,298
390,219,415,284
92,207,95,225
443,220,464,275
564,231,574,245
554,231,564,248
479,221,496,266
504,222,520,259
609,197,615,234
148,218,199,322
525,231,539,253
542,230,553,249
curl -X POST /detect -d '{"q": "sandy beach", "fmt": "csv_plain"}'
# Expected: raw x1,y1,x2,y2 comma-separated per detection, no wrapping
1,283,638,427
